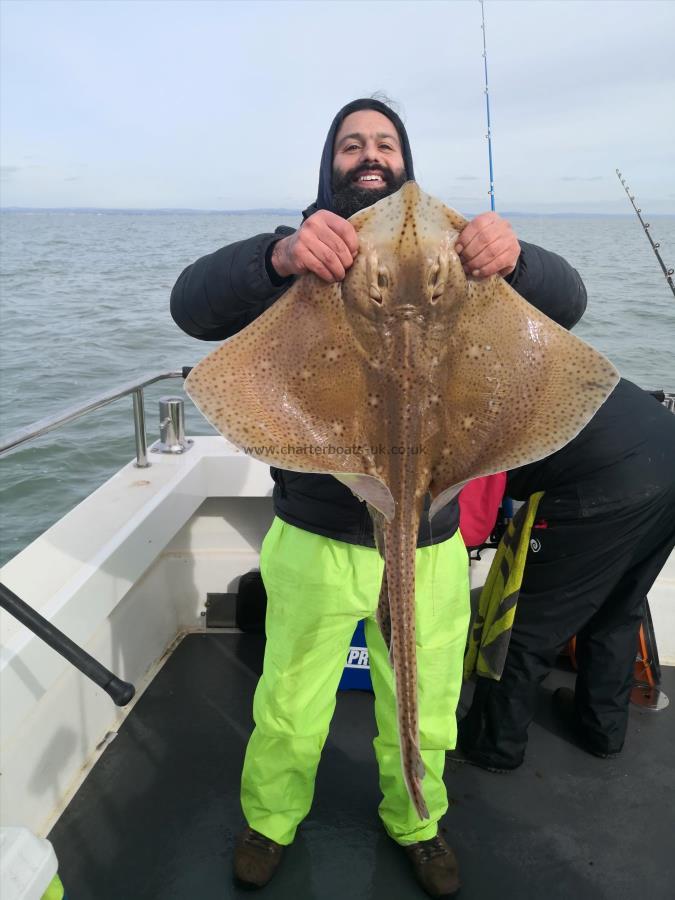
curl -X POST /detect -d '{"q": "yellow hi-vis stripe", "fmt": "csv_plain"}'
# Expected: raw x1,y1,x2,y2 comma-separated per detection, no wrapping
464,492,544,681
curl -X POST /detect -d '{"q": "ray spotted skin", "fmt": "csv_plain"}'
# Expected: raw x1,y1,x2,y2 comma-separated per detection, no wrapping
368,504,392,654
186,182,619,819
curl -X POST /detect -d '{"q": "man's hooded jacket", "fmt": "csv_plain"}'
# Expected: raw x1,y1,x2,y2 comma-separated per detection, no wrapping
170,99,589,548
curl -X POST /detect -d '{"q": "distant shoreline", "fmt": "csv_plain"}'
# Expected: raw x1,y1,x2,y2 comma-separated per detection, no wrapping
0,207,303,216
2,206,673,218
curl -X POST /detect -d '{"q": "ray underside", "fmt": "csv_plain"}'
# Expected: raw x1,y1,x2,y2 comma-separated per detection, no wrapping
185,182,619,820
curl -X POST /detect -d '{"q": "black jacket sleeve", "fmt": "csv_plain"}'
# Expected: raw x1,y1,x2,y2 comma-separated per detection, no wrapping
505,240,587,329
170,225,296,341
171,228,587,342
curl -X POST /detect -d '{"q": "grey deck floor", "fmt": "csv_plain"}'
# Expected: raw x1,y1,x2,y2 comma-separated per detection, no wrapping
49,633,675,900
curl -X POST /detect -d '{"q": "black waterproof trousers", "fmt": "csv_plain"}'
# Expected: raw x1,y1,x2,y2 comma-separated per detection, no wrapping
458,486,675,768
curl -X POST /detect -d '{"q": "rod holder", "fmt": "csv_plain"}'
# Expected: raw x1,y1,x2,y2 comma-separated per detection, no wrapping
153,396,193,454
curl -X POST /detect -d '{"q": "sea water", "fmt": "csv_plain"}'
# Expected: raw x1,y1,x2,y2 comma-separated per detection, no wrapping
1,210,673,564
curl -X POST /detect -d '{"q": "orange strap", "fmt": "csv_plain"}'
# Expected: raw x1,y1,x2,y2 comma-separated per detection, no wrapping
566,625,655,686
634,624,656,688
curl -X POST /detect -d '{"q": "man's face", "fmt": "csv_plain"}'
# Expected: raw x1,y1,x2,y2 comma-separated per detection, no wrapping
332,109,407,218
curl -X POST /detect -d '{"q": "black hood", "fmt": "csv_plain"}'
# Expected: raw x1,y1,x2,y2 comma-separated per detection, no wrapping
315,98,415,213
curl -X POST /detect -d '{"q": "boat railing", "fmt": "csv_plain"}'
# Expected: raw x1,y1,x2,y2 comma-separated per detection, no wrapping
0,367,193,468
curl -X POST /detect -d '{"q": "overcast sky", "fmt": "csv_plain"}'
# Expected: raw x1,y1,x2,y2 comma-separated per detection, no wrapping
1,0,673,213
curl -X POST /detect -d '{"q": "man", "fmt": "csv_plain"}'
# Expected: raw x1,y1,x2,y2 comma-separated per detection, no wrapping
170,97,588,899
457,379,675,772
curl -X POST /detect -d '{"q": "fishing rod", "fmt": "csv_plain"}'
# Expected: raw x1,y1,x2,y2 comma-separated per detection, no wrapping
0,582,135,706
480,0,495,211
616,169,675,299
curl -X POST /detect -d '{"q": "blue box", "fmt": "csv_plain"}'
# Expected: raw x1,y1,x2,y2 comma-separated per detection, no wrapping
338,620,373,691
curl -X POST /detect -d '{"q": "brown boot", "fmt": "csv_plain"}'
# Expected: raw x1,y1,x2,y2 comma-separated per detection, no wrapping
233,826,284,888
403,832,461,898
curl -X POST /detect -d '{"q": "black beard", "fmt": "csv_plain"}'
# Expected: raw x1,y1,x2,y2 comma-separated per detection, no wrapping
331,164,408,219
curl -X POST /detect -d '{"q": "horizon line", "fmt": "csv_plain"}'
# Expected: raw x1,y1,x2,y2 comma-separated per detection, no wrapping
2,205,674,217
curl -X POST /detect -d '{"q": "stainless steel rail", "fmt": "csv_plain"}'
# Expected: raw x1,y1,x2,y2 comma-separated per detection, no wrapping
0,369,189,468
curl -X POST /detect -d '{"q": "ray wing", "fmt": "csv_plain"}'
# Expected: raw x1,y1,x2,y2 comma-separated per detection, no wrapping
185,274,395,518
428,275,619,518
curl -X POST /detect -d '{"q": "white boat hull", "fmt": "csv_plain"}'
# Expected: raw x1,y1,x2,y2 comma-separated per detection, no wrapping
1,437,673,836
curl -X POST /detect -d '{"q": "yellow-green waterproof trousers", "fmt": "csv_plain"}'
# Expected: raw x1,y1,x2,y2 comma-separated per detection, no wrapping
241,518,470,846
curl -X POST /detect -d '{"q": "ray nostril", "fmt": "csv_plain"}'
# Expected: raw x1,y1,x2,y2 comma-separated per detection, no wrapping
377,266,389,289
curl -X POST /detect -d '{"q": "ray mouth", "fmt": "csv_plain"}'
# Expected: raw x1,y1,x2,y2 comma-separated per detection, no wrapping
389,305,424,321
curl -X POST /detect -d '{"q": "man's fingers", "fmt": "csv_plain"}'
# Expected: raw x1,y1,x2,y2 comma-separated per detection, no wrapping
299,245,345,283
462,238,515,273
309,238,348,281
302,215,357,271
454,214,494,253
467,248,519,279
460,234,505,269
456,211,520,279
456,218,503,258
327,215,360,256
313,227,355,271
313,211,360,256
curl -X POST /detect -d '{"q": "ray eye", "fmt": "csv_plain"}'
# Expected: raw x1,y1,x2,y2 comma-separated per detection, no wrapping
366,253,387,304
429,258,448,301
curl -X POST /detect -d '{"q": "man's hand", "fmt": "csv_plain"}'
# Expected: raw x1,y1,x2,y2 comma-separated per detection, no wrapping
270,211,359,283
454,212,520,279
